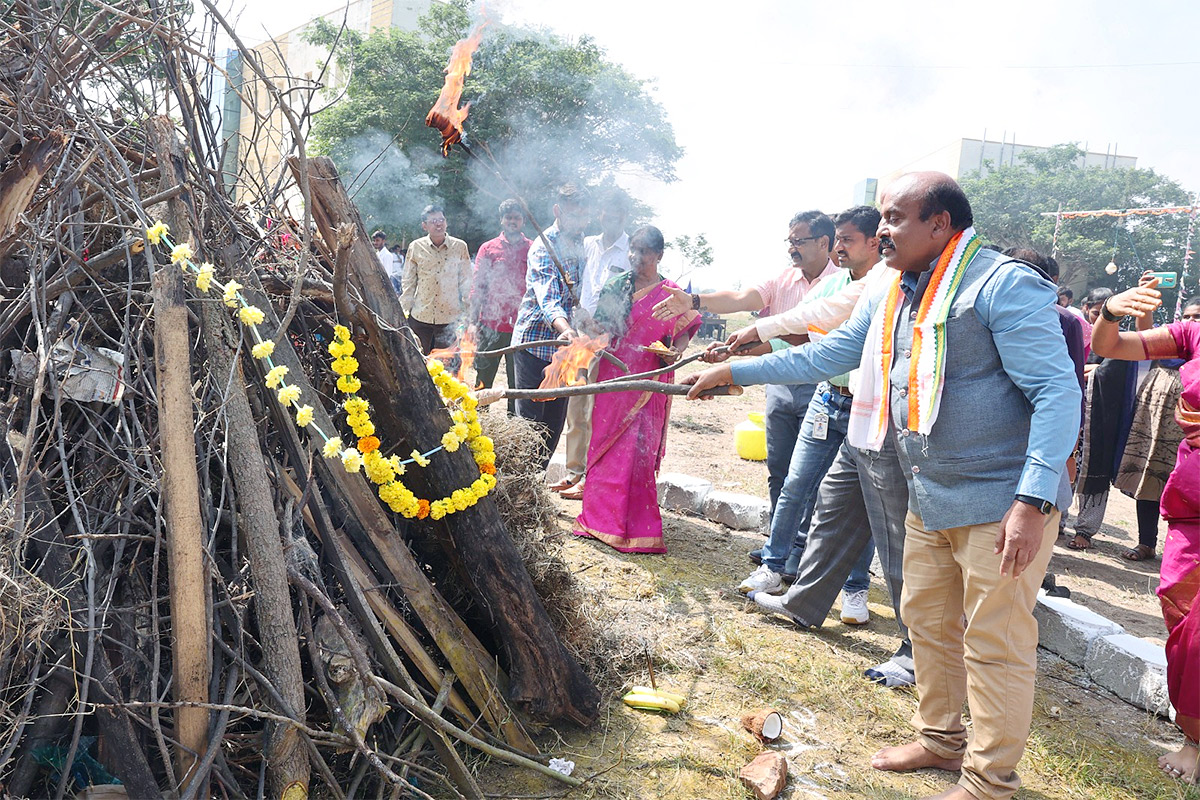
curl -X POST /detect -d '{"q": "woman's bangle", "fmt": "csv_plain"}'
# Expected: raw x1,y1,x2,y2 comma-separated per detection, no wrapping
1100,299,1122,323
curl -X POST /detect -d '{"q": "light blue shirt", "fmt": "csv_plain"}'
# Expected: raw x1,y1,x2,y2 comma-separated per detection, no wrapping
731,260,1081,511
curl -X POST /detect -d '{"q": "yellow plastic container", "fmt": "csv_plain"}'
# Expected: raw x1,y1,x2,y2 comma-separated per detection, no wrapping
734,411,767,461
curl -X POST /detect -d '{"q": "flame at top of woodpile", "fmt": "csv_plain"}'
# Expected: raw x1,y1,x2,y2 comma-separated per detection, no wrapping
425,22,487,157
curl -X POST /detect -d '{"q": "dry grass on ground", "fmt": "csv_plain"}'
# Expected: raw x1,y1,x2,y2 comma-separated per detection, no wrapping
481,329,1198,800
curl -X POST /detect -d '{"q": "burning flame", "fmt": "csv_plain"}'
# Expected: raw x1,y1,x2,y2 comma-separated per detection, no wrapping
425,22,487,157
427,328,478,384
537,334,610,391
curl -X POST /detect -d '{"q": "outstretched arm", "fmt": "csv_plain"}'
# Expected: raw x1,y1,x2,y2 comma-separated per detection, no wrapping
1091,279,1163,361
651,286,765,320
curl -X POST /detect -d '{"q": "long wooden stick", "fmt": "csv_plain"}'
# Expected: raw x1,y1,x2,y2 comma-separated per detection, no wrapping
481,381,743,403
148,115,211,788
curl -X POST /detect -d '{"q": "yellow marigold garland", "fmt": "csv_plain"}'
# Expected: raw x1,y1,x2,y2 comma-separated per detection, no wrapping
142,219,497,522
325,325,496,519
143,220,341,448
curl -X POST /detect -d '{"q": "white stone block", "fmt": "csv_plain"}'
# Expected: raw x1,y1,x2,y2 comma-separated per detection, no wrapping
703,491,770,531
656,473,714,514
1086,633,1171,717
1034,590,1125,666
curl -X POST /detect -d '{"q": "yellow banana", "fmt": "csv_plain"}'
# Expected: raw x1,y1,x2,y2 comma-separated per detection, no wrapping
622,692,680,714
630,686,686,707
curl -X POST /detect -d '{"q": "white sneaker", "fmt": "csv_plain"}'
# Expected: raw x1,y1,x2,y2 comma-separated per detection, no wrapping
864,659,915,688
840,589,870,625
738,565,782,595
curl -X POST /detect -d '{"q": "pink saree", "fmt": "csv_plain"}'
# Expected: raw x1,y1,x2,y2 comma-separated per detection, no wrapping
574,280,700,553
1145,320,1200,742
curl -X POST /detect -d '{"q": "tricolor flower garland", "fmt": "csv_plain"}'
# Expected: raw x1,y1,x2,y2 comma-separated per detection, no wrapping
144,220,497,520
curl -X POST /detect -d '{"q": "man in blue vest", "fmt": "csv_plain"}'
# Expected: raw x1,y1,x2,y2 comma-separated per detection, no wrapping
684,172,1080,800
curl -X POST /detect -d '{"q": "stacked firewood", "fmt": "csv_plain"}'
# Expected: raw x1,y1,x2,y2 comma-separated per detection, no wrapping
0,2,602,798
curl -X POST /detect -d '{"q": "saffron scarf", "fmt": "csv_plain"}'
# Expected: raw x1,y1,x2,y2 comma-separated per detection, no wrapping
847,227,981,450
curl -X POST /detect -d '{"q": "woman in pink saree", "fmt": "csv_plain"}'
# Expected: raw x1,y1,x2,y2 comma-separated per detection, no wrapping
1094,285,1200,784
574,226,700,553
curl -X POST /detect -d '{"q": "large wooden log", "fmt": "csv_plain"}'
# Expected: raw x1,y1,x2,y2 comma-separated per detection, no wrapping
146,116,211,786
291,155,601,725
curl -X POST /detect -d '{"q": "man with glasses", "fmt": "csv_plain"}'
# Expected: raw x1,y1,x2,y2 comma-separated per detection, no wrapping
401,204,473,354
651,211,838,522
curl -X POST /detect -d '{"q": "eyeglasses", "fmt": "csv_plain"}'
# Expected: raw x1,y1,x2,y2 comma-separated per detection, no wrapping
785,236,820,247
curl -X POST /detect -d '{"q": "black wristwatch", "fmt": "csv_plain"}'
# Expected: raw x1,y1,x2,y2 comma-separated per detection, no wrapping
1100,299,1122,323
691,293,701,311
1015,494,1054,514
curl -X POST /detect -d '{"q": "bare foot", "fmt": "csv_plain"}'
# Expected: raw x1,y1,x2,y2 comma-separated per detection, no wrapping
918,788,975,800
1158,742,1199,784
871,741,962,773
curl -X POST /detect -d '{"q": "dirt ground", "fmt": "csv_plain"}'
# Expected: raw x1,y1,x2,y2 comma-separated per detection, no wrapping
481,324,1197,800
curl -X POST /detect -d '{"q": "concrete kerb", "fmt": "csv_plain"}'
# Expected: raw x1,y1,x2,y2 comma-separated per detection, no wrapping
1034,590,1170,719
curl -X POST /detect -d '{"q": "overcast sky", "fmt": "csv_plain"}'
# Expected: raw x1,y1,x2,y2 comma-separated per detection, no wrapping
221,0,1200,287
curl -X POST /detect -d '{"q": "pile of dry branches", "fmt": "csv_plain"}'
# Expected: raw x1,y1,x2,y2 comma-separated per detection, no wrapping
0,2,608,797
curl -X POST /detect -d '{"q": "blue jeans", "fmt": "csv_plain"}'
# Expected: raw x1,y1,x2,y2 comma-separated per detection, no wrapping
764,383,817,517
761,383,852,572
840,537,875,593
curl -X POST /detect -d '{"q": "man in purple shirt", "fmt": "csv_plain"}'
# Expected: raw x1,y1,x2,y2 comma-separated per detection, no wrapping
469,199,532,414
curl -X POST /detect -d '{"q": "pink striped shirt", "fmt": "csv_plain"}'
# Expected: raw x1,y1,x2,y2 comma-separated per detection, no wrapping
754,259,839,317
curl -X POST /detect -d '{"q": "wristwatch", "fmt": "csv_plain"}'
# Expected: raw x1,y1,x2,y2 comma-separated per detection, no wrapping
1100,299,1122,323
1015,494,1054,514
691,293,701,311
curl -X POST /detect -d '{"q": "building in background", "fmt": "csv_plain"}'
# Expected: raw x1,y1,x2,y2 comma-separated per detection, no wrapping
219,0,434,197
855,136,1137,205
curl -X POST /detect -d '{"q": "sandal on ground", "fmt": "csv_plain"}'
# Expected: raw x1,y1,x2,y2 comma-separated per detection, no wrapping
1065,533,1092,551
559,484,585,501
546,477,580,493
1122,544,1156,562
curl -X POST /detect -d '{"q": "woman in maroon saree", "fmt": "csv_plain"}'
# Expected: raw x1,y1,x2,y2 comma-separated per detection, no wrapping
1094,284,1200,784
574,226,700,553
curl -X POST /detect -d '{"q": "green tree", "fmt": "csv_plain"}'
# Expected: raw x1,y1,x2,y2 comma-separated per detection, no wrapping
961,144,1194,313
306,2,682,248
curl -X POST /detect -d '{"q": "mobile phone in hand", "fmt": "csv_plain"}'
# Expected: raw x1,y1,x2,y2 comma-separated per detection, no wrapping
1148,271,1178,289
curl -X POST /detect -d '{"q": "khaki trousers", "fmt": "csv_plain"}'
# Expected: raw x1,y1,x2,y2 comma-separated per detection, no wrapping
901,509,1059,800
563,360,599,481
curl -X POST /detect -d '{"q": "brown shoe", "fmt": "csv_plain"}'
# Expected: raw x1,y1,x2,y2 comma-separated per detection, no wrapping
559,484,585,501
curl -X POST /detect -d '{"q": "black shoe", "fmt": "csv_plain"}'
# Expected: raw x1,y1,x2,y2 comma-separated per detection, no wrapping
748,548,763,566
1042,573,1071,599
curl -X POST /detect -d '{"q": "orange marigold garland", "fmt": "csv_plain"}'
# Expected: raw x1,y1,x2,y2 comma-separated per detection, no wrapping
325,325,496,519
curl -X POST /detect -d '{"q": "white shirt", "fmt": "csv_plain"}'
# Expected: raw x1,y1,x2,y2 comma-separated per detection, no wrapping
580,232,630,314
755,260,890,340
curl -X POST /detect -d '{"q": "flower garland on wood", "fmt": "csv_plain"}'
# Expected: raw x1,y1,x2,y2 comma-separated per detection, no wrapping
326,325,496,520
143,220,497,521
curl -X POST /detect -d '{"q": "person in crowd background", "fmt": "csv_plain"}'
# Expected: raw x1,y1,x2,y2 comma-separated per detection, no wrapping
401,205,473,355
1110,293,1200,560
1091,280,1200,785
1068,286,1138,550
469,199,532,415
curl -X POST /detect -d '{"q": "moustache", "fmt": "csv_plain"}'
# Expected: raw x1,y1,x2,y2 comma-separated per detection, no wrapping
879,236,895,249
